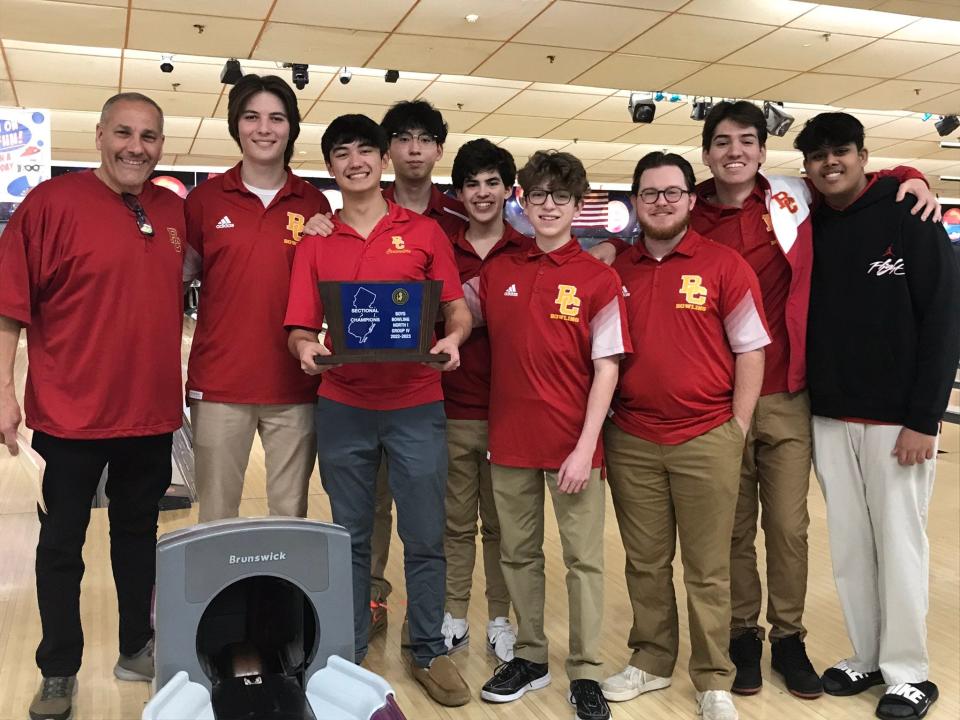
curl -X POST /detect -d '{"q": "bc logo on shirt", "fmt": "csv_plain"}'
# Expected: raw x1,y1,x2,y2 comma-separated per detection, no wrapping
676,275,708,312
550,284,581,323
387,235,411,254
284,212,305,246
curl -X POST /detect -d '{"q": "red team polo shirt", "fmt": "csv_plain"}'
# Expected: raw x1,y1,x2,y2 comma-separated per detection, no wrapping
611,229,770,446
0,170,185,438
442,224,531,420
383,183,468,238
284,200,463,411
481,238,631,469
185,164,331,404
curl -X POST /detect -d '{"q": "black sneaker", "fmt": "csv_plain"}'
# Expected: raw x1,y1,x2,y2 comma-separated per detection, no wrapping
771,633,823,699
729,628,763,695
821,660,884,696
480,658,551,703
569,679,611,720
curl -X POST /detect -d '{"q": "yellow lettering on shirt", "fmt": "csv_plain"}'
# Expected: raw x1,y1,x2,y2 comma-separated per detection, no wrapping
554,284,581,318
678,275,707,307
284,212,305,246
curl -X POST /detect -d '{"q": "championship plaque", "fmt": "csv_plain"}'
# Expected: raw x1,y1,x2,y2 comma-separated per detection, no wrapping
315,280,449,364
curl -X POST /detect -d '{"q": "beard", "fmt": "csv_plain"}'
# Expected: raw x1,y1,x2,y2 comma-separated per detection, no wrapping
639,213,688,241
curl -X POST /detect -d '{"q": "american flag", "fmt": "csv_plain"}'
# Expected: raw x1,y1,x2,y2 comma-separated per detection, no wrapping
573,190,609,229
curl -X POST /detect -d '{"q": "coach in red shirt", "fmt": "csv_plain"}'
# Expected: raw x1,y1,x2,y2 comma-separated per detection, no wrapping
478,151,629,720
184,74,330,523
0,93,184,720
284,114,471,707
600,152,768,720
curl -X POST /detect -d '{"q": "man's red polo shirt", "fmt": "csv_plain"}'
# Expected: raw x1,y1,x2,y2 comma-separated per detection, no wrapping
284,200,462,411
611,228,770,445
481,238,630,469
442,223,531,420
185,164,331,405
0,170,185,438
383,183,468,238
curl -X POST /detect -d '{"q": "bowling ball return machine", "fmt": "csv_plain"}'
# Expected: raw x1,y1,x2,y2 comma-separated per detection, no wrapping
142,518,407,720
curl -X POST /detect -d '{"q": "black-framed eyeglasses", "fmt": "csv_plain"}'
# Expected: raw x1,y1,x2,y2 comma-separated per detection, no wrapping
638,187,689,205
122,192,154,237
526,189,574,206
391,132,438,147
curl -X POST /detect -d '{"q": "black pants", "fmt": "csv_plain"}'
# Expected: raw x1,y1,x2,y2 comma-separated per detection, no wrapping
32,431,173,677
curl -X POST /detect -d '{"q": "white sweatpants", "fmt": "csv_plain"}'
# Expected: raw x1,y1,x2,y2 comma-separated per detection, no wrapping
811,416,936,685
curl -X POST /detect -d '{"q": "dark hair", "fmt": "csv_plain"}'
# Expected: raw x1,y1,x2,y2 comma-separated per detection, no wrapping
702,100,767,150
517,150,589,200
381,100,448,145
451,139,516,190
100,92,164,132
794,112,866,156
321,114,388,163
227,75,301,166
631,152,697,194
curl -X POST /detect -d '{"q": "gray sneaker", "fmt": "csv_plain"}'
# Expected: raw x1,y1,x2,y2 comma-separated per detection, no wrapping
29,676,76,720
113,637,154,682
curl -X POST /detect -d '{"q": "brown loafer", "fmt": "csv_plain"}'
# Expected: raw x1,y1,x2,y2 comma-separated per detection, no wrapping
411,654,471,707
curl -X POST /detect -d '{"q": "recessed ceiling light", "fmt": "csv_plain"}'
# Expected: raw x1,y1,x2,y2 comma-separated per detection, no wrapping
465,13,479,23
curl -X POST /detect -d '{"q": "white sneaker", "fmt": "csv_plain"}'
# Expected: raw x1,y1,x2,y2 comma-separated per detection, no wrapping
697,690,739,720
441,612,469,653
486,616,517,662
601,665,671,702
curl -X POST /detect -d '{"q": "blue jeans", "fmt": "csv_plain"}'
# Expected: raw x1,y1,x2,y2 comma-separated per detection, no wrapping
315,398,448,667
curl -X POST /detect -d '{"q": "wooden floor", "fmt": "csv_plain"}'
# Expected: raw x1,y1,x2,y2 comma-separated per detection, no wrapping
0,329,957,719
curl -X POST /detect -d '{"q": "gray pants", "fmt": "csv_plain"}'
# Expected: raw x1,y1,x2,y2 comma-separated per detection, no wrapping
812,417,935,685
315,397,448,667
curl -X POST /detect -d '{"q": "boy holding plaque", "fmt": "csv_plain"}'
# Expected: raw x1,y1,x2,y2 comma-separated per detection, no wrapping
283,114,473,707
477,150,630,720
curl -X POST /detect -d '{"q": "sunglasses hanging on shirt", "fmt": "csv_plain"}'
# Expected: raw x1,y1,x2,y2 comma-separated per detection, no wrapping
122,192,155,237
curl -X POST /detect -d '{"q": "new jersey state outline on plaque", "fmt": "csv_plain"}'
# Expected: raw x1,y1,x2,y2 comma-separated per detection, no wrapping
347,287,379,344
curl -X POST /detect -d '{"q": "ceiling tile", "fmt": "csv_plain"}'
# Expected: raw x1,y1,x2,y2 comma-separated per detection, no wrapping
15,81,115,111
467,114,563,136
189,137,242,156
680,0,815,25
541,119,636,142
442,133,507,154
815,40,959,77
122,58,225,94
52,150,104,162
873,0,960,22
622,16,774,63
837,79,958,111
906,88,960,115
496,137,569,159
419,81,524,113
272,0,414,31
367,35,502,75
787,5,915,36
587,159,643,175
613,123,703,145
497,90,608,119
5,48,119,87
761,73,882,104
475,43,607,84
133,0,273,19
435,110,488,133
722,28,874,71
254,24,387,67
48,110,102,133
305,101,393,124
576,95,636,122
0,0,126,47
320,74,431,106
397,0,551,41
608,143,694,161
513,1,667,52
869,115,948,140
576,0,685,9
122,87,219,116
899,53,960,83
552,140,637,160
434,74,528,89
127,9,262,57
887,17,960,44
573,55,706,91
864,139,942,158
195,117,229,139
529,82,615,96
674,65,799,98
52,130,96,150
173,154,238,167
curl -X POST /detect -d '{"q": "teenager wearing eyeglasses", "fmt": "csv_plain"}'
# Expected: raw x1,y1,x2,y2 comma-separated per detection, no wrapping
0,93,184,720
477,150,629,720
601,152,769,720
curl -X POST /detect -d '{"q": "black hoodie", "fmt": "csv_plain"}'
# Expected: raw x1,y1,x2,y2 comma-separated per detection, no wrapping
807,176,960,435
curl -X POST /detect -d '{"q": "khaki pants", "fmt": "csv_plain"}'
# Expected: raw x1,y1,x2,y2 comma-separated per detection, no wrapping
445,419,510,619
730,391,812,641
604,419,742,691
491,464,605,681
369,460,393,602
192,401,315,522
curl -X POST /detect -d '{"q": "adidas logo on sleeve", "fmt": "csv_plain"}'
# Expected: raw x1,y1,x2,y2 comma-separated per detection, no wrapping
503,283,518,297
215,216,235,229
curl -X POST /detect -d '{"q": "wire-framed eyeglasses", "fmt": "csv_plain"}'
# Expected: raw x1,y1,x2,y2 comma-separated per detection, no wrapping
391,132,438,147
